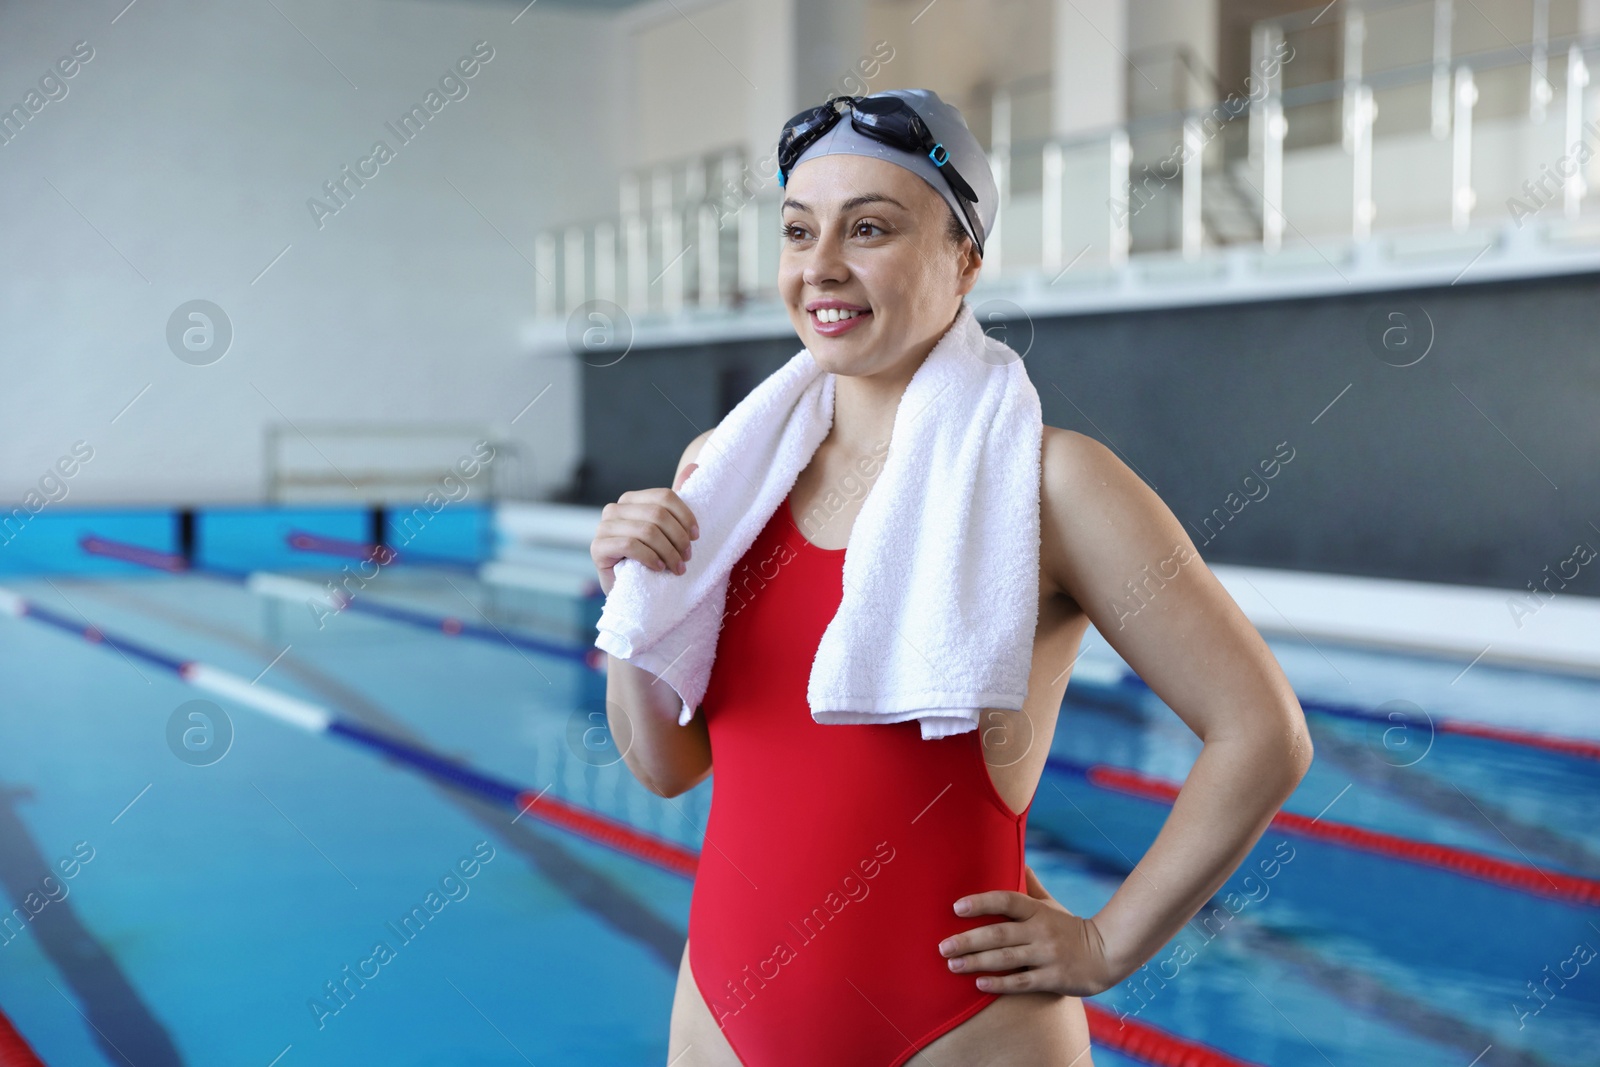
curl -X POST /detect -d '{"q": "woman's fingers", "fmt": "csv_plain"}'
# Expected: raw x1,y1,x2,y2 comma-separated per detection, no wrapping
600,498,697,573
940,920,1039,975
614,518,687,573
592,531,672,575
942,875,1111,997
589,474,703,596
619,486,699,550
972,968,1053,994
953,889,1035,921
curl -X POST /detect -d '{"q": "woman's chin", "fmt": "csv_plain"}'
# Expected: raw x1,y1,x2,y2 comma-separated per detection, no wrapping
810,352,880,378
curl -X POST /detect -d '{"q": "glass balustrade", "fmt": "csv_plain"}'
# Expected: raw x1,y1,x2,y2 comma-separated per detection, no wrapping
535,0,1600,321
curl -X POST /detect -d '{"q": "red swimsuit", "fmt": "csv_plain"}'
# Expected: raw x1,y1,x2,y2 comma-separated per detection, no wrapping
689,492,1033,1066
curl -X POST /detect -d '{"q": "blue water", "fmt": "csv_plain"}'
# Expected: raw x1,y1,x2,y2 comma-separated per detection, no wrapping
0,567,1596,1066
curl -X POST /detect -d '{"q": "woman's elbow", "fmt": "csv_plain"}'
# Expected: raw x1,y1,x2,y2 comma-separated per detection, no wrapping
648,767,710,799
626,753,710,799
1280,716,1314,788
1248,705,1313,799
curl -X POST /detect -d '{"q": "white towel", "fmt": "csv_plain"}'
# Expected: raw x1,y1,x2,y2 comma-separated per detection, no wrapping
592,300,1043,739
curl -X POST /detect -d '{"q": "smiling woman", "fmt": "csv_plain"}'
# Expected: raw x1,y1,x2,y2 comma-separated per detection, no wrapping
589,86,1313,1067
774,89,993,376
663,91,1092,1067
777,161,983,377
635,91,1107,1067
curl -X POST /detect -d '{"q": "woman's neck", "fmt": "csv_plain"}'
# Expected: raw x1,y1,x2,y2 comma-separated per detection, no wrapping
822,299,961,468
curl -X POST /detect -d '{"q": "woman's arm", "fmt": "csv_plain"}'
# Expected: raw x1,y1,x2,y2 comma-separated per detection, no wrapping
1053,429,1313,985
594,431,716,799
943,428,1313,995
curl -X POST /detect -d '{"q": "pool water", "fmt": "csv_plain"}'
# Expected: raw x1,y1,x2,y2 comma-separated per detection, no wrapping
1,567,1596,1066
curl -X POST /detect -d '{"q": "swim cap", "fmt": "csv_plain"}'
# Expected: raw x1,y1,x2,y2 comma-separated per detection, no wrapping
787,88,997,257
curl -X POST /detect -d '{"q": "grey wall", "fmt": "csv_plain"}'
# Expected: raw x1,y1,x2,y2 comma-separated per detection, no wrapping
573,334,799,503
578,272,1600,594
1,0,624,505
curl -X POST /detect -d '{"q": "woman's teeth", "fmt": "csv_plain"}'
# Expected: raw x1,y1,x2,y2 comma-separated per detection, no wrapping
815,307,866,323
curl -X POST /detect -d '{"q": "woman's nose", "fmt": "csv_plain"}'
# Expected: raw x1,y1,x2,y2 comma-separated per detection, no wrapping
804,226,849,284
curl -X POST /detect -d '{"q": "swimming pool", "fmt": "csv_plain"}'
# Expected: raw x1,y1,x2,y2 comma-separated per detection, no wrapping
1,529,1596,1066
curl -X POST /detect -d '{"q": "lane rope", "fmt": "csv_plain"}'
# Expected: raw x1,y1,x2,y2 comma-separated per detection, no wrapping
1074,662,1600,763
284,529,478,573
78,534,602,669
1084,1004,1266,1067
1060,758,1600,908
1,585,684,876
0,1007,47,1067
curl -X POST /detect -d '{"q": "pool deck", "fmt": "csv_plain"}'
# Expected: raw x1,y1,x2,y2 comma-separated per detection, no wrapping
1213,562,1600,680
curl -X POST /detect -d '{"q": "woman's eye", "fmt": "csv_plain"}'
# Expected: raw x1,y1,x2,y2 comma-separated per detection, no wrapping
781,221,885,241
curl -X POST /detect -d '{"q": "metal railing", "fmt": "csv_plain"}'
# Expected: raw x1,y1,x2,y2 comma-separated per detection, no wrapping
534,3,1600,323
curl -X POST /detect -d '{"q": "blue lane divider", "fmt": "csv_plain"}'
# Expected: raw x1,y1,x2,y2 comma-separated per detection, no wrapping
0,584,696,877
19,598,193,675
325,719,524,806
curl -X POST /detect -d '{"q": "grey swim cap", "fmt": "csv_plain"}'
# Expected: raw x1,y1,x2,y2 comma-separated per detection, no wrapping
787,88,997,258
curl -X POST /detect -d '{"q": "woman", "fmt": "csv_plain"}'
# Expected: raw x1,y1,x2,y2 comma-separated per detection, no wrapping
590,90,1313,1067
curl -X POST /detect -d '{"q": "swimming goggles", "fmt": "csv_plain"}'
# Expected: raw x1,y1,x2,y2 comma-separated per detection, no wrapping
776,94,986,258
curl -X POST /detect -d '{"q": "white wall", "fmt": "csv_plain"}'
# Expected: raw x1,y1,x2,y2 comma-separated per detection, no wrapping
1053,0,1126,135
628,0,749,168
1128,0,1219,110
0,0,625,505
863,0,1055,143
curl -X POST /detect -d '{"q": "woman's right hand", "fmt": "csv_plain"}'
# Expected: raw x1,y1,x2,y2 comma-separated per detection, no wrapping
591,462,701,598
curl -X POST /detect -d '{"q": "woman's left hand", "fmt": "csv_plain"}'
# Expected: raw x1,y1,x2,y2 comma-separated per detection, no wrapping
939,865,1114,997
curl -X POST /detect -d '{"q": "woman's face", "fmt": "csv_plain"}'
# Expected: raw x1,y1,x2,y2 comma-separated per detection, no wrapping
778,153,980,378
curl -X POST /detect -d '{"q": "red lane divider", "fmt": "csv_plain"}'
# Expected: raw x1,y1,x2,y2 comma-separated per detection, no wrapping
516,790,699,879
1438,719,1600,762
287,531,398,564
0,1008,46,1067
78,536,187,573
285,530,483,575
1086,764,1600,908
1084,1004,1265,1067
1083,766,1199,805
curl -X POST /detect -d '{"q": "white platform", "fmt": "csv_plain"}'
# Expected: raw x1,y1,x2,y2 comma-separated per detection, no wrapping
1212,563,1600,679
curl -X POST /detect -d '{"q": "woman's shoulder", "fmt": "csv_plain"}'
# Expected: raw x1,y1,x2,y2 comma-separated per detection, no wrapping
675,426,719,484
1039,425,1192,599
1040,425,1120,500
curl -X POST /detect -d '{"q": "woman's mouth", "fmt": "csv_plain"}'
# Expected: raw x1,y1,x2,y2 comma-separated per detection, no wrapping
809,307,871,336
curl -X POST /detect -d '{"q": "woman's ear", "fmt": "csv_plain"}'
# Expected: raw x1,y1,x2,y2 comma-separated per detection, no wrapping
956,240,983,296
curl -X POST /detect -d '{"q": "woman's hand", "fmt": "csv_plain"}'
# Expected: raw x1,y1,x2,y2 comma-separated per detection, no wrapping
591,462,701,598
939,865,1115,998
